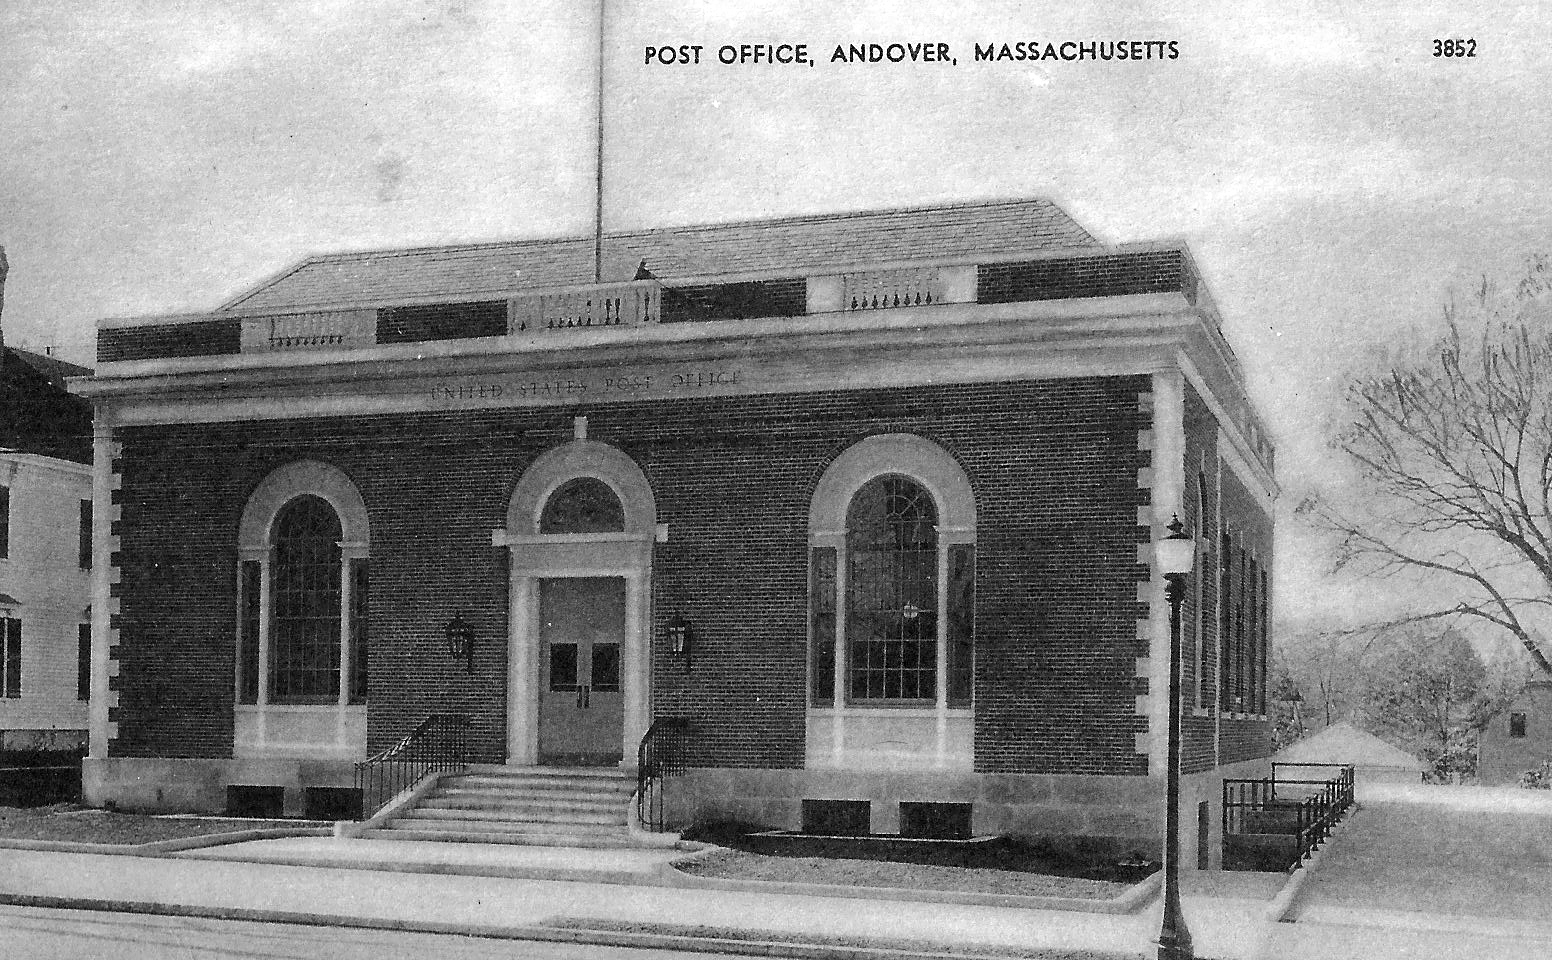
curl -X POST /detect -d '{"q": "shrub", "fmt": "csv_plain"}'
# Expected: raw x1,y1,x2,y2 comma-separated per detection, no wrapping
1517,760,1552,789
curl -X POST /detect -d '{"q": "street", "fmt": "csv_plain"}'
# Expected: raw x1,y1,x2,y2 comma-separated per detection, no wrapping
0,904,720,960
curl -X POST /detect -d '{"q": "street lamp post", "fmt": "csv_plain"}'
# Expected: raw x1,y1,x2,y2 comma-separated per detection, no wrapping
1156,515,1195,960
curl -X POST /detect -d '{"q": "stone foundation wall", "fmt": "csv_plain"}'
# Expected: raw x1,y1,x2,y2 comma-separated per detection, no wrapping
668,756,1271,870
84,756,355,816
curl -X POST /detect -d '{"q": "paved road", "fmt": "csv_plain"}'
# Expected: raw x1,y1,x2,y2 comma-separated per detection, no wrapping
1293,785,1552,926
0,903,728,960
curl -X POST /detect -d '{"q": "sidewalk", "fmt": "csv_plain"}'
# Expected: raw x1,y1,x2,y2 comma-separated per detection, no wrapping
7,824,1542,960
0,834,1273,960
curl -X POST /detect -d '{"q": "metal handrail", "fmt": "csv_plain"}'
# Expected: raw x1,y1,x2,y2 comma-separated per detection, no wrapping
635,716,692,832
353,713,470,817
1223,764,1354,871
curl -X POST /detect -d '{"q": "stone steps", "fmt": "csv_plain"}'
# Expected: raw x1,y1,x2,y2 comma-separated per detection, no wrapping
365,766,640,847
409,804,625,826
359,826,639,848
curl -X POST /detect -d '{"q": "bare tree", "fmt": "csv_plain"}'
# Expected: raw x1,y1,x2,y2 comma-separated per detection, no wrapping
1306,254,1552,676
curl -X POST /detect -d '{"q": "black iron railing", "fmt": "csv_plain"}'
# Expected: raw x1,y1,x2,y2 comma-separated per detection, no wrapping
1223,763,1354,871
353,713,470,817
636,716,692,832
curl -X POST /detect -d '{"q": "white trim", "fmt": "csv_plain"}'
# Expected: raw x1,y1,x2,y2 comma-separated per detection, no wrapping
1178,350,1277,499
809,434,977,535
232,461,370,756
807,434,976,770
1149,370,1186,778
806,707,975,717
499,439,657,766
504,441,656,537
0,452,93,477
1213,454,1225,765
87,422,115,758
85,294,1195,385
237,461,370,551
1216,429,1277,514
505,532,651,545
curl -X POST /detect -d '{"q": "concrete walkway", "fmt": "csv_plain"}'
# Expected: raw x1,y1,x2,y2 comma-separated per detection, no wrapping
1264,785,1552,959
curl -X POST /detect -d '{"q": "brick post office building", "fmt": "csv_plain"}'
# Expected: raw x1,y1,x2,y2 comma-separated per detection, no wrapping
73,198,1276,864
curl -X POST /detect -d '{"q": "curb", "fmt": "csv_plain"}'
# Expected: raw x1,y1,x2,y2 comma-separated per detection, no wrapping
661,848,1162,915
169,850,665,888
0,826,331,857
1264,802,1361,923
0,892,1112,960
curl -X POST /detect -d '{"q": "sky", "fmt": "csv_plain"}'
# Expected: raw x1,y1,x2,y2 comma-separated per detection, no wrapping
3,0,1549,646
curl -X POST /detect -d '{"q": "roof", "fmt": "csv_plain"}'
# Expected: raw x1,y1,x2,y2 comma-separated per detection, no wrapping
1274,722,1427,771
1,346,93,463
4,346,90,387
223,198,1100,313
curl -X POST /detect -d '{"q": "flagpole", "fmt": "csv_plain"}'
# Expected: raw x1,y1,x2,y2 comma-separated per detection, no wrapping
593,0,606,285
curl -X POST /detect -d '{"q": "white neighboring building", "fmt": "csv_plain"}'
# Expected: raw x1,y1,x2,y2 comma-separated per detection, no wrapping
0,450,93,750
2,245,97,752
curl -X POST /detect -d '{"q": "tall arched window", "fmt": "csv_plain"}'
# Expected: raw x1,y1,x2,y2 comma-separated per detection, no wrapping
236,461,370,713
809,434,977,712
1193,472,1208,709
847,476,938,701
271,496,342,702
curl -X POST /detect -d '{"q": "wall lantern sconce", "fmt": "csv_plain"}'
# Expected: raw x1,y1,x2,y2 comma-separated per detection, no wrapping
444,614,475,673
666,615,693,669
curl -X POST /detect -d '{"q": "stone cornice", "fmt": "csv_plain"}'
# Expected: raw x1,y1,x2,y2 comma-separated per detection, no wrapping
78,300,1199,427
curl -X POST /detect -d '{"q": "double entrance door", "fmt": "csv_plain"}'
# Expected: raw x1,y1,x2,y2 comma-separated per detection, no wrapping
536,577,625,766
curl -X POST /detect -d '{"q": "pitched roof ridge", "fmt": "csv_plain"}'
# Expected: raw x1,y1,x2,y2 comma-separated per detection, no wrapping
288,196,1087,267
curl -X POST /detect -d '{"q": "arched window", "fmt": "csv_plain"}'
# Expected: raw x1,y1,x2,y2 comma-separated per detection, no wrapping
1193,472,1208,709
236,461,369,711
540,477,625,534
846,476,939,701
809,435,976,710
271,496,342,702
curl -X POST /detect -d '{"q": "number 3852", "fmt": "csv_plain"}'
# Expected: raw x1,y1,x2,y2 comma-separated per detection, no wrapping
1433,38,1477,57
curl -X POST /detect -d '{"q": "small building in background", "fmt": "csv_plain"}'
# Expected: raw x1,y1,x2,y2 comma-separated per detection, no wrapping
1272,721,1425,796
1478,679,1552,786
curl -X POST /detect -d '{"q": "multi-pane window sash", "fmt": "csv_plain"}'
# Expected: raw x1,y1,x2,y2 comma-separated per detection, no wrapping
945,545,974,708
1219,532,1233,713
77,623,91,701
1,617,20,698
270,496,342,703
846,477,939,703
349,559,369,703
809,547,837,707
79,500,93,569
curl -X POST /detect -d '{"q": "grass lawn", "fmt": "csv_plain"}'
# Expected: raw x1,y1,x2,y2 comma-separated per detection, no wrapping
675,848,1135,899
0,804,314,846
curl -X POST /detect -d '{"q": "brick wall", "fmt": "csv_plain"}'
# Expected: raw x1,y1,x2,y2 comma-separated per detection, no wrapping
1182,382,1220,774
978,250,1192,305
660,279,808,323
110,376,1153,774
377,301,507,343
1217,464,1274,766
1179,381,1275,772
98,320,241,363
